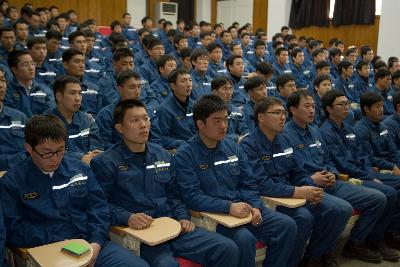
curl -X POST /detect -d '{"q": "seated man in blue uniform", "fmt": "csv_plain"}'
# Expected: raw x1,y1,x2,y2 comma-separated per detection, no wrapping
225,55,248,108
211,76,249,143
285,90,397,263
240,97,353,267
0,114,149,267
320,90,400,252
206,42,226,79
355,92,400,173
312,74,332,126
0,67,27,171
383,93,400,150
242,76,268,131
91,99,239,267
28,37,57,88
48,75,103,164
275,73,297,107
353,60,374,102
290,48,311,90
62,48,103,117
150,55,177,106
189,48,212,100
139,39,165,84
5,50,55,118
151,69,196,150
371,69,394,116
97,70,143,150
272,47,292,83
174,95,297,267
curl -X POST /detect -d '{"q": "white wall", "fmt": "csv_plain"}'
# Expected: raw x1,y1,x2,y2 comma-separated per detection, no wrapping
196,0,211,23
216,0,253,28
127,0,147,28
377,0,400,61
267,0,291,41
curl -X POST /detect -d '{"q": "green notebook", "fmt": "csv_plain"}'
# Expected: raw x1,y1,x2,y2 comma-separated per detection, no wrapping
61,242,90,258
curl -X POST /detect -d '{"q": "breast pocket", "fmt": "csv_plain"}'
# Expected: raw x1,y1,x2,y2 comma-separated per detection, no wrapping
147,170,172,198
68,184,88,210
32,95,46,104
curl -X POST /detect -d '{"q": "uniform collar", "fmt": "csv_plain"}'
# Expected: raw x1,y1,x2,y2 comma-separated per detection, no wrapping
287,120,308,136
118,141,151,160
194,134,223,157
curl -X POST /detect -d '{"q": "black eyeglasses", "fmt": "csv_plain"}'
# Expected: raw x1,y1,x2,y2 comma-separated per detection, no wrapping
334,101,350,107
33,147,65,159
265,110,288,117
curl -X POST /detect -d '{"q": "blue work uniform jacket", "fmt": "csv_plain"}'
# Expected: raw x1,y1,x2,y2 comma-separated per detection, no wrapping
355,116,400,170
382,113,400,150
48,108,103,160
5,78,55,118
0,105,27,170
173,134,263,213
207,61,227,79
320,118,375,180
290,63,310,89
284,120,338,175
240,127,316,197
91,142,190,226
0,157,110,247
151,95,196,150
190,70,212,101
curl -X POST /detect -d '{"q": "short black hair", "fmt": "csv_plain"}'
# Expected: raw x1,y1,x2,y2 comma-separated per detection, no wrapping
168,68,190,84
82,29,95,38
329,48,341,59
360,45,372,57
116,70,140,86
254,97,283,122
193,95,228,130
53,75,80,102
314,74,331,87
8,49,30,69
25,115,67,148
112,47,133,62
254,39,266,49
360,92,384,115
393,93,400,112
311,48,324,59
316,61,330,70
256,62,273,75
338,60,353,75
27,37,46,49
211,76,232,91
291,47,303,58
114,99,146,124
392,70,400,81
287,89,313,117
141,16,152,25
174,34,187,46
0,27,14,37
225,55,242,69
275,47,287,57
45,29,62,40
244,76,265,92
157,54,176,74
180,48,193,59
275,74,295,91
111,20,122,30
374,68,391,82
373,60,387,72
56,13,69,21
200,31,211,40
62,48,84,62
68,30,85,44
206,42,222,53
356,60,369,71
190,48,208,63
321,90,345,118
147,38,163,50
281,26,289,32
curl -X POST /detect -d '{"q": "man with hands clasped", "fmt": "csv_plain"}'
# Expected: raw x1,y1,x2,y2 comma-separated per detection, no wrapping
174,95,297,267
91,99,239,267
240,96,353,267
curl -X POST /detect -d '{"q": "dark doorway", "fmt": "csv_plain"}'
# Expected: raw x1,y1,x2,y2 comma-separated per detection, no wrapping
170,0,196,24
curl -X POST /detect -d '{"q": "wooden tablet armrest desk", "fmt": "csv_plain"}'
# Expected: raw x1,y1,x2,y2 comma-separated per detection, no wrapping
261,196,306,210
109,217,181,256
9,239,92,267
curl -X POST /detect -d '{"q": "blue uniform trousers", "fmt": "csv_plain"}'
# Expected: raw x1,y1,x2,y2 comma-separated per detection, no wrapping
216,208,297,267
140,228,239,267
95,241,149,267
279,193,352,261
325,180,386,243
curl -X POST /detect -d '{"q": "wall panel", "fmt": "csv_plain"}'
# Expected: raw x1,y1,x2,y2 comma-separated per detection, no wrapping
253,0,268,33
292,17,380,54
11,0,127,26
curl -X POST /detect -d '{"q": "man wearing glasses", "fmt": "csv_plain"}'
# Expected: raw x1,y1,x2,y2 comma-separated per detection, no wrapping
189,48,212,100
4,50,55,118
240,97,352,267
0,114,150,267
320,90,400,259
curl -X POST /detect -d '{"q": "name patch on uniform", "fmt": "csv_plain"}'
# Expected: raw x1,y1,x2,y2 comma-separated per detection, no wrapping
176,115,184,120
296,144,305,149
261,155,271,161
118,164,128,171
24,191,39,200
199,163,209,170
